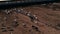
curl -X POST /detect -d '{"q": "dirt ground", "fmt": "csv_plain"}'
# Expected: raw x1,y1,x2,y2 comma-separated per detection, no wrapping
0,3,60,34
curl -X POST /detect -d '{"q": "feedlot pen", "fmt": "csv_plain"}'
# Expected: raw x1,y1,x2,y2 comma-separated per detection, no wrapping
0,2,60,34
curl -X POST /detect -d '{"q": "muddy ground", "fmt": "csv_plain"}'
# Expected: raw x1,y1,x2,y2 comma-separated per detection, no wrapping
0,3,60,34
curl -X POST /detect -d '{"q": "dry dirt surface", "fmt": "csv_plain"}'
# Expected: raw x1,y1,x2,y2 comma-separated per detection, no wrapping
0,3,60,34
